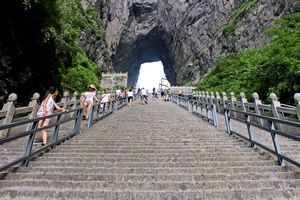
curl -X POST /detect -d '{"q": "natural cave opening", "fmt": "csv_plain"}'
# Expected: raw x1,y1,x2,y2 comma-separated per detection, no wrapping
135,61,170,91
111,27,176,88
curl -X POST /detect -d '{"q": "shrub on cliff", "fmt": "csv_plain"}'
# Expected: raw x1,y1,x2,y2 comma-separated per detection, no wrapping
198,13,300,104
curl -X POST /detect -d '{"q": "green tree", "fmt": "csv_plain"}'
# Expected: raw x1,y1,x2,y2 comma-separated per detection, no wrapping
198,13,300,104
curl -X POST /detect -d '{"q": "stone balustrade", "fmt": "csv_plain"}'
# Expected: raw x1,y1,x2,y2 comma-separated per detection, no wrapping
207,91,300,122
0,92,82,138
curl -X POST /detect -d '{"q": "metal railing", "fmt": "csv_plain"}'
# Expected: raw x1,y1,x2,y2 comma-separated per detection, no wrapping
0,96,129,172
86,97,127,128
171,92,300,167
171,95,218,127
0,108,82,172
224,108,300,167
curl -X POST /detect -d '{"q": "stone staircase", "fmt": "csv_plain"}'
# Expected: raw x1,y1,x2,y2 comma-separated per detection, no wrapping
0,99,300,199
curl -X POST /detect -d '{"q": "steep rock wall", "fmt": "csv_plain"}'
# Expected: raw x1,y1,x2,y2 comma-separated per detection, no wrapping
82,0,297,86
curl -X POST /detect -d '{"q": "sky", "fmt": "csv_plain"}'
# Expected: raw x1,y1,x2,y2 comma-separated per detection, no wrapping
136,61,170,91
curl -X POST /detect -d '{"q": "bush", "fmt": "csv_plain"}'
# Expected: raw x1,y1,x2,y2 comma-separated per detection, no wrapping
198,13,300,104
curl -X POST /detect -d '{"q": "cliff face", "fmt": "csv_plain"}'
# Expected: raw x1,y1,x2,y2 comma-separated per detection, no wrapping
82,0,297,86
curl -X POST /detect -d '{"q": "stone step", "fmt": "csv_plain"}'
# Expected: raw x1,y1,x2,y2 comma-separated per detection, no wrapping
1,188,299,200
3,146,258,152
1,179,299,191
3,172,299,182
46,151,261,157
12,165,294,175
35,155,272,162
28,160,277,168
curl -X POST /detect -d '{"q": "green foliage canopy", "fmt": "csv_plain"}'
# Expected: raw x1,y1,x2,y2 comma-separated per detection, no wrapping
197,13,300,104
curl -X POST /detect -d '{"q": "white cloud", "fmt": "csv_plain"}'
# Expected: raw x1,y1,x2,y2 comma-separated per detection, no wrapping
136,61,170,91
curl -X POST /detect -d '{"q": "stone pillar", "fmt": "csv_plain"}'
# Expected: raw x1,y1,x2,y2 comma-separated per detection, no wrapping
230,92,236,110
215,91,221,113
222,92,228,110
270,93,283,131
252,92,263,126
26,93,40,131
70,92,79,118
0,93,17,138
61,92,70,110
210,91,215,104
294,93,300,120
270,93,281,119
240,92,248,112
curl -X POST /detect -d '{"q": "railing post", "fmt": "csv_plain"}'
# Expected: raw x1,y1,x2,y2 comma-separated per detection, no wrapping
240,92,255,148
230,92,236,109
240,92,247,112
270,93,283,131
188,99,193,112
52,114,63,149
0,93,17,138
60,92,69,121
221,92,228,111
26,93,40,131
60,92,69,111
294,93,300,120
205,91,210,122
215,91,221,113
222,92,231,134
87,104,95,128
270,121,283,166
73,108,82,134
113,100,118,112
109,100,113,113
211,92,218,127
230,92,237,118
252,92,264,126
270,93,281,118
23,120,38,167
70,92,79,118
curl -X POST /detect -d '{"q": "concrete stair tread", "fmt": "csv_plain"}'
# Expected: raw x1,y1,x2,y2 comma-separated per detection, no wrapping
1,188,299,200
3,172,299,182
1,179,300,191
1,99,299,199
14,165,295,174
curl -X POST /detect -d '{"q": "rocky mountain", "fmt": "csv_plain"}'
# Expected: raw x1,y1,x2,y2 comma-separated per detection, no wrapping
82,0,297,86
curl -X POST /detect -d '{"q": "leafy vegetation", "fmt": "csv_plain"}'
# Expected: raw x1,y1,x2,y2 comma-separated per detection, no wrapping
197,13,300,104
0,0,104,105
223,0,257,37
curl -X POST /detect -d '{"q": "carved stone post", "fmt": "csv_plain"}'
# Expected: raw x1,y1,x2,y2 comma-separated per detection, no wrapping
205,91,210,119
26,93,40,131
252,92,263,126
240,92,254,147
240,92,248,112
222,92,228,110
0,93,17,138
222,92,231,134
270,93,281,119
269,92,283,165
230,92,236,110
215,91,221,113
61,92,69,110
210,92,218,127
70,92,79,118
270,93,283,131
294,93,300,120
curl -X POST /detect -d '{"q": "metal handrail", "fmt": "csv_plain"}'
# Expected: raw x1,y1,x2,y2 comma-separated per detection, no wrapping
0,108,82,172
87,97,128,128
171,94,300,167
224,107,300,167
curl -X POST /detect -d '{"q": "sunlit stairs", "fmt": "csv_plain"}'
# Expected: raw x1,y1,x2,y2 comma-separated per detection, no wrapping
0,99,300,200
